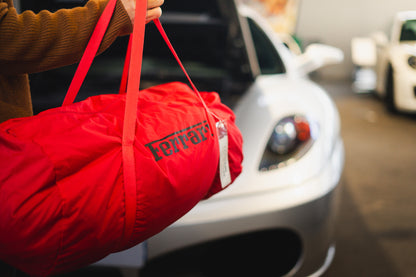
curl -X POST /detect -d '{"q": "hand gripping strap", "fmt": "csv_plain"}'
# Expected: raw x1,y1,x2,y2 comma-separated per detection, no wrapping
62,0,147,245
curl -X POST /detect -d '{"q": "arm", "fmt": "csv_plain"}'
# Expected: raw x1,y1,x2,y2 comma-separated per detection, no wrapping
0,0,132,74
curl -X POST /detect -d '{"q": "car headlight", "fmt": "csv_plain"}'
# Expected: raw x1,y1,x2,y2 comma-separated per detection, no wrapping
408,56,416,69
259,115,318,171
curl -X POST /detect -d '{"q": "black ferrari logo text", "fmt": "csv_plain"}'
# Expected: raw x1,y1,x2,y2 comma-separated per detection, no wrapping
145,121,211,161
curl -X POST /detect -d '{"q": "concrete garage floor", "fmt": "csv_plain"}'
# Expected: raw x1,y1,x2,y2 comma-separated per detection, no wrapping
319,79,416,277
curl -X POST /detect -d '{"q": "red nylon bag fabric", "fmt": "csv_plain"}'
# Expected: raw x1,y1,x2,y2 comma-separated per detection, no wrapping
0,1,243,276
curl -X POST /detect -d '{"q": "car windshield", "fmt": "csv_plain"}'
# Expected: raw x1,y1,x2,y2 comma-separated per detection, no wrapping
246,18,285,75
400,19,416,41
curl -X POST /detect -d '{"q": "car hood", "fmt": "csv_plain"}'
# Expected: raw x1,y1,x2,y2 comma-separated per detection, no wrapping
160,0,241,36
400,41,416,49
390,42,416,56
155,0,255,81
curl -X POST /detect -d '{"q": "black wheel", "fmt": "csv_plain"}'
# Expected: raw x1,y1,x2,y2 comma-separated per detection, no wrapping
385,65,397,113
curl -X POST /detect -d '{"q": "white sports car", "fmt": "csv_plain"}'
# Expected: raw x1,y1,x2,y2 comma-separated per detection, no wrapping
352,11,416,112
25,0,344,276
98,1,344,277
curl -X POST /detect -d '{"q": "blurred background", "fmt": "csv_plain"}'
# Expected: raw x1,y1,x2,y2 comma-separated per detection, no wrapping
245,0,415,80
296,0,415,80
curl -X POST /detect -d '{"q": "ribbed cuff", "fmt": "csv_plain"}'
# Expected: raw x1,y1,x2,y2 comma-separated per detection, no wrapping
114,0,133,36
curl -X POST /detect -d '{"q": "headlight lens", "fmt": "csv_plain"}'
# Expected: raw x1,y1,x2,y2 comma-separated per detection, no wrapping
259,115,317,171
268,116,311,154
408,56,416,69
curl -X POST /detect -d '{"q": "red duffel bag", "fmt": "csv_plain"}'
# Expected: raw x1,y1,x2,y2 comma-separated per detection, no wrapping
0,0,243,276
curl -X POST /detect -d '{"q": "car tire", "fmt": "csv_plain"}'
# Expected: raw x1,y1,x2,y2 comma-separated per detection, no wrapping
385,65,397,113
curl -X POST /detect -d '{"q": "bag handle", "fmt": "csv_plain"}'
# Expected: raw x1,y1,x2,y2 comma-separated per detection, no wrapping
62,0,117,106
119,19,221,122
62,0,147,245
63,0,146,109
118,20,199,94
121,0,146,246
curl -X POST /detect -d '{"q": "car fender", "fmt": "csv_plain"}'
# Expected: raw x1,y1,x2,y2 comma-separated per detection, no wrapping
216,74,341,198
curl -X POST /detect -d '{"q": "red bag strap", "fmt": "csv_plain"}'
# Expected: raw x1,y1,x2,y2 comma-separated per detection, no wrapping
62,0,115,105
122,0,146,246
120,19,221,121
152,19,200,95
119,34,133,94
118,19,198,94
62,0,147,245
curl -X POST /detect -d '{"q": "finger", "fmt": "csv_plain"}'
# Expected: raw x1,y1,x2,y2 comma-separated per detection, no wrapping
146,7,162,23
147,0,164,9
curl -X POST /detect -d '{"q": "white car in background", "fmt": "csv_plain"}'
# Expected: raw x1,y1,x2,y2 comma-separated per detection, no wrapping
24,0,344,276
352,11,416,112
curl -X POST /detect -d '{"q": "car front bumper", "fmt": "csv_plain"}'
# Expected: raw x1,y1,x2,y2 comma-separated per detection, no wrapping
143,185,340,276
146,137,344,276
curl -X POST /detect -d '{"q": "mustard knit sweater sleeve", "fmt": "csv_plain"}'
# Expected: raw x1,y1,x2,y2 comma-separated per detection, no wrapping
0,0,133,122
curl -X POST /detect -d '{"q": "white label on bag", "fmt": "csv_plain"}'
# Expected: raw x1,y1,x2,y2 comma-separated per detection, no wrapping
216,121,231,188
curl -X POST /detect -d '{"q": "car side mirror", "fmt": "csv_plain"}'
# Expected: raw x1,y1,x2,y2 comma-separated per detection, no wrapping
371,31,389,47
296,44,344,75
